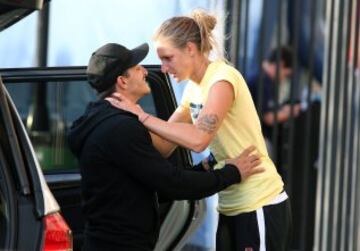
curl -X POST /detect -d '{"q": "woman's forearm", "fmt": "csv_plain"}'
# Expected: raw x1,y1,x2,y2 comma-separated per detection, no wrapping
143,114,211,152
150,132,178,158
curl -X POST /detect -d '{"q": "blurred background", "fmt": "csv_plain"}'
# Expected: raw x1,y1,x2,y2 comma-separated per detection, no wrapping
1,0,359,250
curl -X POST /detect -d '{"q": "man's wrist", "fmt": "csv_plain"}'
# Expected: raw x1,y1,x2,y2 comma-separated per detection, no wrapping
223,164,242,183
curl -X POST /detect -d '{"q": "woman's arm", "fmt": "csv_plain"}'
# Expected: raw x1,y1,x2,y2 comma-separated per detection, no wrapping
149,105,192,157
108,80,235,152
139,81,235,152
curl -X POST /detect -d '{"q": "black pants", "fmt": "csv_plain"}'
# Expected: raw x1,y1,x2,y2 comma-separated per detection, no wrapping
81,236,153,251
216,198,292,251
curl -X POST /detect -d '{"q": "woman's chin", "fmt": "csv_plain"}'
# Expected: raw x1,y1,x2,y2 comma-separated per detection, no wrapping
170,73,187,83
171,75,181,82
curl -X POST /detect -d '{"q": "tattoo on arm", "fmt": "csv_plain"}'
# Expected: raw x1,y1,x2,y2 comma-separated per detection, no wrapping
195,114,219,134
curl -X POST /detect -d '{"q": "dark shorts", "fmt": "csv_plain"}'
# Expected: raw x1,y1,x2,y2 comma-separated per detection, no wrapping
81,236,153,251
216,192,292,251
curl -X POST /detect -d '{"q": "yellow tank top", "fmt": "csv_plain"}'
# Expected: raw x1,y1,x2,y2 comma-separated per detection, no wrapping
181,60,284,215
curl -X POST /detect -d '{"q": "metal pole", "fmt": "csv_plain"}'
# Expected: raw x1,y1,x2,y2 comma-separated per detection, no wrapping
36,3,49,67
299,0,317,249
339,0,356,250
27,2,50,132
355,84,360,250
313,0,335,249
224,0,233,61
349,2,360,249
271,0,283,166
226,0,241,67
236,0,243,70
242,0,249,77
330,0,350,249
256,0,268,116
286,0,300,208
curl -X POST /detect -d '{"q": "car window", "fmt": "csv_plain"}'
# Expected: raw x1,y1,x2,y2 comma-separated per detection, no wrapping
6,80,157,173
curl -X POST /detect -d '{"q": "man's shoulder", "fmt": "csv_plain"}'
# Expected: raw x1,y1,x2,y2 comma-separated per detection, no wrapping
106,110,143,131
90,100,148,133
98,112,150,150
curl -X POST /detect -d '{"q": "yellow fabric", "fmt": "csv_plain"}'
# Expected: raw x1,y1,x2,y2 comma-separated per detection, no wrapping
181,60,284,215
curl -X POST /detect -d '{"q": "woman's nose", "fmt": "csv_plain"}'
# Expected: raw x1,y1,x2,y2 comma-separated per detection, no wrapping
161,64,168,73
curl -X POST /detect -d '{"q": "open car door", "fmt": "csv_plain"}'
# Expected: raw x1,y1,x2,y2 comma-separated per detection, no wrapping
0,66,205,251
0,75,72,250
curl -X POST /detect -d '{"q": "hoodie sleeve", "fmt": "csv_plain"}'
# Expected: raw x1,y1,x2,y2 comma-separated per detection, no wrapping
107,119,240,200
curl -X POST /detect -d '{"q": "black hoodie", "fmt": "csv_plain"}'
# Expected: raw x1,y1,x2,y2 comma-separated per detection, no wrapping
67,99,240,250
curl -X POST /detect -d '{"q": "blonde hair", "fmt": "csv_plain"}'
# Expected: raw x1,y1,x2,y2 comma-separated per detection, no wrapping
154,9,224,59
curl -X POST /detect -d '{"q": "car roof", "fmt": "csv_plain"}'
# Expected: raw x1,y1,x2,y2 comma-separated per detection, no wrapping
0,0,50,32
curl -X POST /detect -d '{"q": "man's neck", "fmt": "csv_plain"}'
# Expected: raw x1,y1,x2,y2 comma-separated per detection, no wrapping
116,91,139,104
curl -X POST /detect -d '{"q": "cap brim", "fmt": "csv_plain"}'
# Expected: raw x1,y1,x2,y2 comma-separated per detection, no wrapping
129,43,149,68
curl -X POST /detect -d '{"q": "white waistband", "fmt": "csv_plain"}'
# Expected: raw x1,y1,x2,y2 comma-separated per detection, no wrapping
266,191,288,206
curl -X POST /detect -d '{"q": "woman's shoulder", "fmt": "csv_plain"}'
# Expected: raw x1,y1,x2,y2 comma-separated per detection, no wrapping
209,60,243,82
211,60,241,77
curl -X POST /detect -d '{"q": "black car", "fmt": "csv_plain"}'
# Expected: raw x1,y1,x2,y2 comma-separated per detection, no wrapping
0,2,205,251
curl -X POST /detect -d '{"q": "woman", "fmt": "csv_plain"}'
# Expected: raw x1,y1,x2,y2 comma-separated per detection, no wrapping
108,10,291,251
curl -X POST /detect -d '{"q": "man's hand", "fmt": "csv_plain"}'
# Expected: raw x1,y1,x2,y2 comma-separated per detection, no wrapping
225,146,265,181
263,103,302,125
282,103,301,118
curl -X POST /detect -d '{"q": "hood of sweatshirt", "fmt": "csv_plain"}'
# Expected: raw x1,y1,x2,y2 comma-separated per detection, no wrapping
67,100,132,157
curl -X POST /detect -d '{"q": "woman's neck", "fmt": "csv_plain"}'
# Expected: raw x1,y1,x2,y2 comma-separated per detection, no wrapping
190,57,210,84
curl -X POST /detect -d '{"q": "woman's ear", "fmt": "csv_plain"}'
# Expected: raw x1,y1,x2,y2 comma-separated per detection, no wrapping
186,41,198,57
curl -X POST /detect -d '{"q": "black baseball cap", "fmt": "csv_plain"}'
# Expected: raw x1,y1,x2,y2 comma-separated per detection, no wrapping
86,42,149,92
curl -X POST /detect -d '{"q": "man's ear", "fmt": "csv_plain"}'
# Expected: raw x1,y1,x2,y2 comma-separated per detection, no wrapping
116,75,127,90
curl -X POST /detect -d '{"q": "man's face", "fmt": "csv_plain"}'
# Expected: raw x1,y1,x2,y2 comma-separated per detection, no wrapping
124,65,151,99
264,61,292,82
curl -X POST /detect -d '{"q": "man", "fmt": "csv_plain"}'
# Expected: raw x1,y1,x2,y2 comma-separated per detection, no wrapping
67,42,264,251
248,46,301,161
